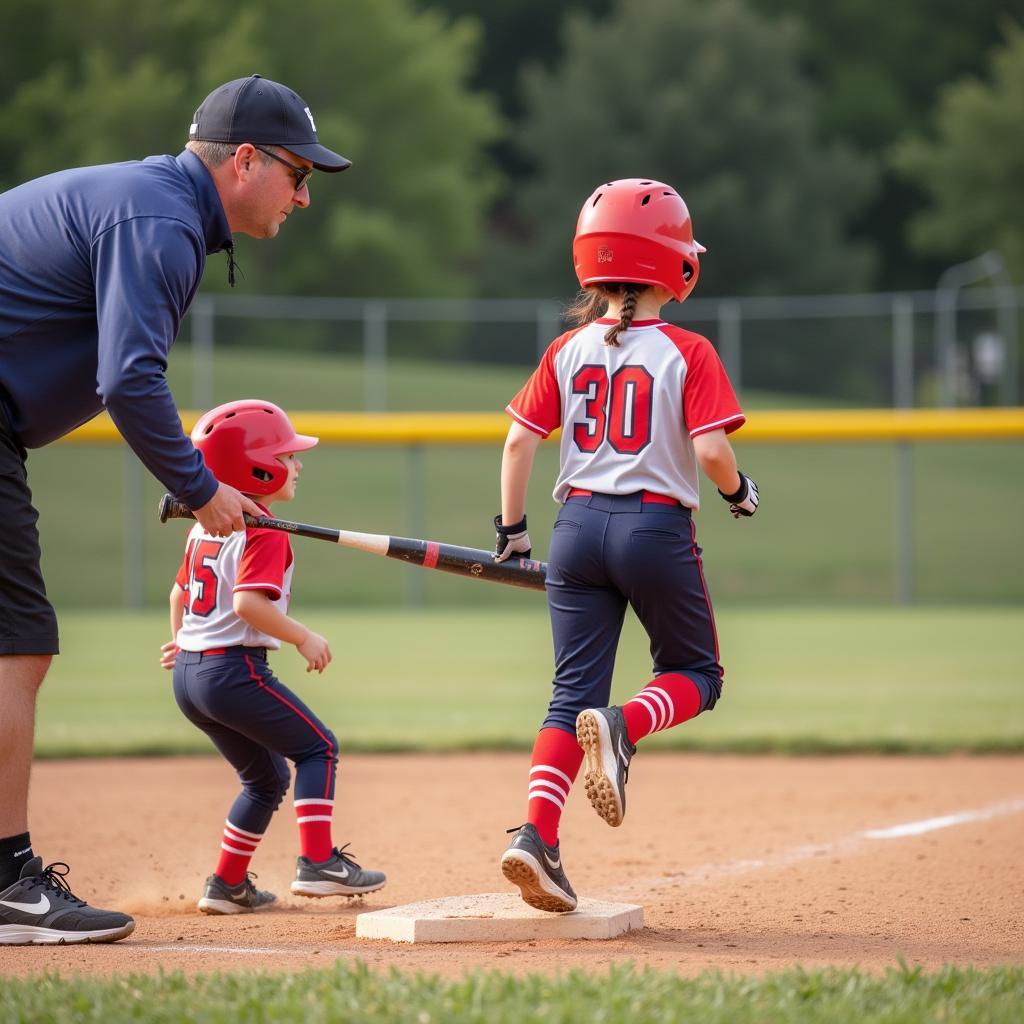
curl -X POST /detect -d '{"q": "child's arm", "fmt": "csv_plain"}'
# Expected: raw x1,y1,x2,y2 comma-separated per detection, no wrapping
160,583,187,670
496,421,543,561
233,590,332,674
692,429,759,518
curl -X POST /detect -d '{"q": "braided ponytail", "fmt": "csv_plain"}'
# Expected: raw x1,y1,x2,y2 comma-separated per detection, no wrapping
603,286,639,347
564,283,649,346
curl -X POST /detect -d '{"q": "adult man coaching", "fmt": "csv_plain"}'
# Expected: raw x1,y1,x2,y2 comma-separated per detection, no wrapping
0,74,351,945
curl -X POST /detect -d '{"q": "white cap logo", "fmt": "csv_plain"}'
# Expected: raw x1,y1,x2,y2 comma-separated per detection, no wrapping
304,106,317,133
189,122,198,136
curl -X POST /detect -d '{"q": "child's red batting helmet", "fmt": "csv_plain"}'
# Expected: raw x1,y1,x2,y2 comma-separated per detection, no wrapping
191,399,318,495
573,179,705,302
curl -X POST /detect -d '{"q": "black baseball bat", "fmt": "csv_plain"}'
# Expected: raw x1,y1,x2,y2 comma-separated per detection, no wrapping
158,494,547,592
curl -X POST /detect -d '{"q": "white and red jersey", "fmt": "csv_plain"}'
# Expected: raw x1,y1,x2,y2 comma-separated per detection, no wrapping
173,506,295,652
507,318,744,509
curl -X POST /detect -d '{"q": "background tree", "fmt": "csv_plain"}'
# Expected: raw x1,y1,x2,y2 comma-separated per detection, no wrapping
425,0,1018,292
411,0,612,178
484,0,877,299
5,0,1017,299
726,0,1017,288
890,22,1024,282
0,0,502,299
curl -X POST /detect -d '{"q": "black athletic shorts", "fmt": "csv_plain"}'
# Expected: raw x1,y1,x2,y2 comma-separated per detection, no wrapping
0,415,59,655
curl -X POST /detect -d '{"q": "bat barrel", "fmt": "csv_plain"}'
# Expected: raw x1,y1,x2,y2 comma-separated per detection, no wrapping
386,537,547,591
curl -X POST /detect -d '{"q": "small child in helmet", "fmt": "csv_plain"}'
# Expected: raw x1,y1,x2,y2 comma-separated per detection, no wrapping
161,399,386,915
496,179,759,913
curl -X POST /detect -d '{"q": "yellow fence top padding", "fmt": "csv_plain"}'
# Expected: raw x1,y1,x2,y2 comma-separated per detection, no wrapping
60,407,1024,445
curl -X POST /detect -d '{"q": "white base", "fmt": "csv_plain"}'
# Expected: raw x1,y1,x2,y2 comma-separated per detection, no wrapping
355,893,643,943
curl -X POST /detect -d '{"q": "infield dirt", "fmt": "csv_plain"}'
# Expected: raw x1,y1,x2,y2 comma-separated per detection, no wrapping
1,753,1020,977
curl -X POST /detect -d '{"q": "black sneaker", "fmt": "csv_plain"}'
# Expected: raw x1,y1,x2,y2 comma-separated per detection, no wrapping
576,705,636,827
197,873,277,915
290,845,386,897
500,823,577,913
0,857,135,945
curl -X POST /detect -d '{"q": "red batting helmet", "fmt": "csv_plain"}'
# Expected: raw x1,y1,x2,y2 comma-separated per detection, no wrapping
573,179,705,302
191,399,318,495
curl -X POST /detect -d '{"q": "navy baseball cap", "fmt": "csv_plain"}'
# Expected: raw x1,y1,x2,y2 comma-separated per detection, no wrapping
189,74,351,172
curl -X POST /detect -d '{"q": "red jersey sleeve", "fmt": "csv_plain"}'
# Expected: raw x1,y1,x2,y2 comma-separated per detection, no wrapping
174,541,192,590
234,528,293,599
680,334,745,437
506,329,580,437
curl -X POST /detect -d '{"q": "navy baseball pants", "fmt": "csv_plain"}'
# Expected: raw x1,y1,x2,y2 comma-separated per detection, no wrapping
542,492,722,734
173,647,338,836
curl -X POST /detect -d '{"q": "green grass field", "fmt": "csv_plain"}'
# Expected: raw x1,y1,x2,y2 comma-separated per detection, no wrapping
2,963,1021,1023
35,605,1024,757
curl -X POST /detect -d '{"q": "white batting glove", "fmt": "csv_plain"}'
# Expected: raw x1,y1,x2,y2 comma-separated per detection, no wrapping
719,473,759,519
494,514,532,562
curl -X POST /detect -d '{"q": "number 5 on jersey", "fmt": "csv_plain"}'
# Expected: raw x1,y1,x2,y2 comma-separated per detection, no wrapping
572,364,653,454
185,538,224,617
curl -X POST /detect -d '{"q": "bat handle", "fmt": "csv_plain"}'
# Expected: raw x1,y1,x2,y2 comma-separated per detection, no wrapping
158,494,197,523
158,493,267,529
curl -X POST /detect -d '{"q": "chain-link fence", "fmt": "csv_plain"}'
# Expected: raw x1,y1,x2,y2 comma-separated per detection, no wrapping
183,281,1022,413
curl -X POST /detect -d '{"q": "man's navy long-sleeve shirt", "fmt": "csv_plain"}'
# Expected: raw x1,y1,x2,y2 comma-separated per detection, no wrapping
0,149,228,508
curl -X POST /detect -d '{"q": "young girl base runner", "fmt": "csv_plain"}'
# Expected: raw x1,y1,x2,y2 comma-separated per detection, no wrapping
162,399,385,914
495,179,759,912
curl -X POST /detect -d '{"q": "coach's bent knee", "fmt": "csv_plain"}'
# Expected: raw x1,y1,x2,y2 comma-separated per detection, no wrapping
0,654,53,695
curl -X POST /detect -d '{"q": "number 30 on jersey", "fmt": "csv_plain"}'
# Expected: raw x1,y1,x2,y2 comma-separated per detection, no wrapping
571,364,653,454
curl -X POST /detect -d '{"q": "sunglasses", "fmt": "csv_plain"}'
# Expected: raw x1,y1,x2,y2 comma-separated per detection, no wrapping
251,144,313,192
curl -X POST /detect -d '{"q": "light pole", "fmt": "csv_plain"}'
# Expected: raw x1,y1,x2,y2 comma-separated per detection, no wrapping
934,251,1006,408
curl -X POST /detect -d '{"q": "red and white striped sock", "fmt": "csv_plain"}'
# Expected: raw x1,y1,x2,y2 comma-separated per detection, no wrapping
526,727,584,846
295,798,335,863
621,673,703,744
214,820,263,885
